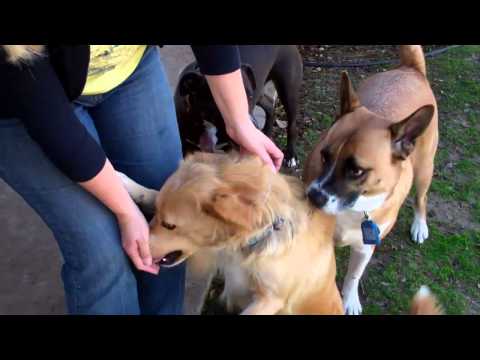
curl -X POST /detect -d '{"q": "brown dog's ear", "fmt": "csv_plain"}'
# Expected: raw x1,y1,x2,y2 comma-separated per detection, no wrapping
390,105,435,160
339,71,361,116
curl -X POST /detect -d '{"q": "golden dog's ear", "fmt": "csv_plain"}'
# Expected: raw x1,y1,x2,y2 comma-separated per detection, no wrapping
210,186,263,229
208,156,270,229
339,71,361,116
390,105,435,160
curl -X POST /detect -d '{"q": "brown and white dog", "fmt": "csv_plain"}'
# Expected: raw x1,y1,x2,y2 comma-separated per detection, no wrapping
304,45,439,315
119,152,343,315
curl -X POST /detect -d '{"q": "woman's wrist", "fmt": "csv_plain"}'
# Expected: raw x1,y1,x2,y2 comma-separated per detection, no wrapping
112,194,139,220
225,114,255,137
78,159,140,220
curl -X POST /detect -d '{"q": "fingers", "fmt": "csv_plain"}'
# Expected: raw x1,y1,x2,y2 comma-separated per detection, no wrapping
143,263,160,274
233,124,284,172
125,245,148,271
124,243,159,275
264,139,284,171
137,237,153,267
258,151,277,173
257,135,284,172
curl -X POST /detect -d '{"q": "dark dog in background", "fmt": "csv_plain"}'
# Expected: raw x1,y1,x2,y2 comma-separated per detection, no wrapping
174,45,303,168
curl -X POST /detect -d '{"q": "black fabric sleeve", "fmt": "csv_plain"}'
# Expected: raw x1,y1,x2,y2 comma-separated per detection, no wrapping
0,56,106,182
190,46,241,75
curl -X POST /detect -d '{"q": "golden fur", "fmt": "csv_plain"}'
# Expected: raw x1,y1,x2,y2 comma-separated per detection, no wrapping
147,152,343,315
1,45,44,64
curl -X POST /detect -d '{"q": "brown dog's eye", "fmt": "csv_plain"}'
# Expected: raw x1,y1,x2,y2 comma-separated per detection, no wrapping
161,221,176,231
345,157,368,180
349,167,365,178
320,149,330,164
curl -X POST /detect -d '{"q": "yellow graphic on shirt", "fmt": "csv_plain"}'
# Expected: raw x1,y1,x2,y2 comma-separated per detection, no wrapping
82,45,147,95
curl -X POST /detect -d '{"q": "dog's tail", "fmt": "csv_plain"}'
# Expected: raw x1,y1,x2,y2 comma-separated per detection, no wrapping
399,45,427,76
410,286,444,315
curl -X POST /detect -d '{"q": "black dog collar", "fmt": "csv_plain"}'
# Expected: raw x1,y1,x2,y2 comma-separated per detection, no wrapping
241,217,287,256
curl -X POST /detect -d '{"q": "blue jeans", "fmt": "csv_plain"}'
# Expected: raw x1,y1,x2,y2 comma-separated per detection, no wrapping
0,46,186,315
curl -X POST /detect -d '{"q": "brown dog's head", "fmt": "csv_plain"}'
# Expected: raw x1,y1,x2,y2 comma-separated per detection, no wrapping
306,72,435,215
149,152,274,268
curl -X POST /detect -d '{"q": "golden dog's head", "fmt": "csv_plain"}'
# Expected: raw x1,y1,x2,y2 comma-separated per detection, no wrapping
149,152,276,268
305,72,435,215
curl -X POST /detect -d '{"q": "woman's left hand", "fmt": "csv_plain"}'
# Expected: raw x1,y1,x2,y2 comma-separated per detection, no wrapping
226,119,284,172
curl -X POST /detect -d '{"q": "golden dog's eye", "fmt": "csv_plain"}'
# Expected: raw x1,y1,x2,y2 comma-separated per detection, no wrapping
161,221,176,230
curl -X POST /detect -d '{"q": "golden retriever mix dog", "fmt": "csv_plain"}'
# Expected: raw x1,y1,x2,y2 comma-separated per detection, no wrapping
119,152,344,315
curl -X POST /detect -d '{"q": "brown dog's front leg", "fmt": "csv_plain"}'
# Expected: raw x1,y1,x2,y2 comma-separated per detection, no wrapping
240,295,285,315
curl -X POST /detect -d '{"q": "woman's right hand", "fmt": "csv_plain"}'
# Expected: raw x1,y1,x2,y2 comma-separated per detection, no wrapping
116,205,160,275
79,159,160,275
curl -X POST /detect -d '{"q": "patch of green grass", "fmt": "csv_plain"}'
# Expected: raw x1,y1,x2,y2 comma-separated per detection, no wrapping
473,203,480,225
428,46,480,224
430,179,457,198
429,45,480,112
360,223,480,315
431,154,480,220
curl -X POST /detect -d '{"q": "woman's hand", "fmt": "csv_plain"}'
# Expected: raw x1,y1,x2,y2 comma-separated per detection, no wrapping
205,69,284,172
226,119,283,172
79,159,159,275
116,205,160,275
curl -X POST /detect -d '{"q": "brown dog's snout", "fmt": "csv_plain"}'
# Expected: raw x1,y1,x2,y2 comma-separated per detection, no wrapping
307,187,329,209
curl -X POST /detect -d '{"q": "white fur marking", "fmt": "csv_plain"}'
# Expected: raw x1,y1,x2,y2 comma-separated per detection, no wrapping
410,211,429,244
416,285,431,299
343,282,363,315
306,156,337,195
342,245,375,315
378,221,391,237
306,181,320,193
350,192,388,212
306,164,341,215
322,192,341,215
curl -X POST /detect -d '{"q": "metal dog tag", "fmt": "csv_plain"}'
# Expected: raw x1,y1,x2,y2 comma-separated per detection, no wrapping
361,212,381,246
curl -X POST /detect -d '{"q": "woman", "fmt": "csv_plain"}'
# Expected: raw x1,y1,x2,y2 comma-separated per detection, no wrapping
0,45,283,314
